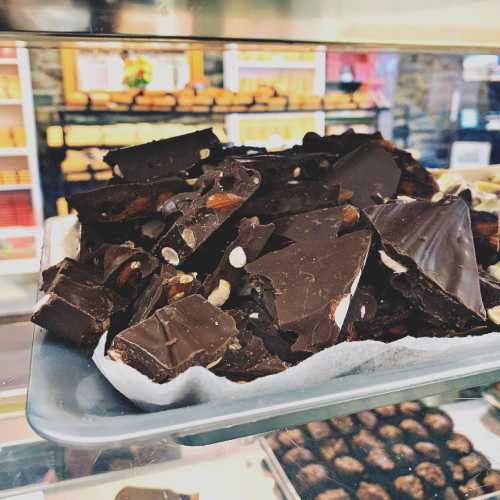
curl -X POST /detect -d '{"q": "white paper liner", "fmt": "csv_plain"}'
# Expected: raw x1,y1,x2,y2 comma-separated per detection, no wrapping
93,331,500,411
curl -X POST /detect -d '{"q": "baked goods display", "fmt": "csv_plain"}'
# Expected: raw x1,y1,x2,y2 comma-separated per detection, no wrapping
31,127,500,383
264,401,499,499
0,126,26,148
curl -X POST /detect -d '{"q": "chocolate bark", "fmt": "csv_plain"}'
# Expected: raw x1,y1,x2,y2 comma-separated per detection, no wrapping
104,128,221,182
153,164,261,266
326,141,401,209
245,230,372,353
364,198,486,326
302,129,383,156
41,257,102,292
108,295,237,383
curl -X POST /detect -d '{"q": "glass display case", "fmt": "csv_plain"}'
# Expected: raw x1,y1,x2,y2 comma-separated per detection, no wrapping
1,1,500,499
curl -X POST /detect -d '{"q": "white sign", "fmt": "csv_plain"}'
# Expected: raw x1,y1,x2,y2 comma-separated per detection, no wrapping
449,141,492,169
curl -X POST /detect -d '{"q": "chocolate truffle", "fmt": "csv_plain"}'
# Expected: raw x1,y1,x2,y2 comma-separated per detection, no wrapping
415,462,446,488
320,438,350,461
330,416,357,435
333,456,365,476
394,475,425,500
352,430,384,453
423,412,453,436
415,442,441,461
277,428,305,447
483,470,500,492
356,481,390,500
378,424,403,443
446,433,472,456
282,447,316,465
459,452,491,477
374,405,397,418
356,410,378,430
307,421,332,441
315,489,351,500
265,434,281,453
391,443,417,466
366,448,396,472
400,419,429,440
446,461,465,484
459,478,484,498
297,463,329,490
399,401,424,417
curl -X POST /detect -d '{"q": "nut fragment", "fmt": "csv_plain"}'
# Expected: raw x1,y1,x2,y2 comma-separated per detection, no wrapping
431,192,444,203
319,159,330,168
379,250,408,274
113,165,123,177
161,247,180,266
115,260,142,287
108,349,123,362
199,148,211,160
181,228,196,249
292,166,301,178
229,246,247,268
207,279,231,307
330,294,351,329
487,305,500,324
342,205,359,227
185,177,199,187
178,274,194,284
171,291,185,301
206,192,243,211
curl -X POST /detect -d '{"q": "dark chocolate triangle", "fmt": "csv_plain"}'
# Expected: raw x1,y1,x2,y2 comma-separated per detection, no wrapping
364,198,486,324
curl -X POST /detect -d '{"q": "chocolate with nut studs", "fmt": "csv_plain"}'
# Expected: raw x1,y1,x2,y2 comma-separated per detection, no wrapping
319,437,350,461
415,462,446,489
282,446,316,466
356,481,391,500
306,421,332,441
394,475,425,500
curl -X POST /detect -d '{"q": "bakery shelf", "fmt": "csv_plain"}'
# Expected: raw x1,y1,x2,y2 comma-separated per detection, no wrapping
0,184,32,192
0,147,29,157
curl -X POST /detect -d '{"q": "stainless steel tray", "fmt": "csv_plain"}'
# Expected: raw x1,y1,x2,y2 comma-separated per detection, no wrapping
27,218,500,448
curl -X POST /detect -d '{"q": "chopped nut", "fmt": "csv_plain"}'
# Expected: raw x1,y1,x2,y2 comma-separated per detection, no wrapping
397,195,417,203
185,177,199,187
113,165,123,177
342,205,359,227
487,305,500,324
199,148,211,160
379,250,408,274
249,312,259,319
229,246,247,268
178,274,194,284
181,228,196,249
252,176,260,185
207,279,231,307
171,291,185,301
292,166,301,178
206,356,223,369
206,192,244,211
319,159,330,168
107,349,123,362
115,260,141,287
339,189,353,202
431,192,444,203
161,247,180,266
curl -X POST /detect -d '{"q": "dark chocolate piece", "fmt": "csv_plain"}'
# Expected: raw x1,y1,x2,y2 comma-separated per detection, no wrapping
315,489,351,500
470,209,499,266
277,428,305,447
108,295,237,383
415,442,441,461
32,274,128,348
364,198,486,326
391,443,417,466
104,128,221,182
352,430,384,453
239,180,342,220
355,410,378,430
400,419,429,441
282,446,316,465
378,425,403,443
446,461,465,484
326,141,401,209
297,463,329,491
41,257,102,292
483,470,500,492
69,178,186,224
365,448,395,472
306,421,332,441
394,475,425,500
415,462,446,489
203,217,275,305
115,486,194,500
423,411,453,437
399,401,424,417
128,274,165,325
356,481,390,500
330,416,357,435
333,456,365,476
245,230,372,353
273,205,359,245
319,437,350,461
340,285,378,342
154,164,261,266
374,404,397,418
459,452,491,477
302,129,382,157
459,478,485,498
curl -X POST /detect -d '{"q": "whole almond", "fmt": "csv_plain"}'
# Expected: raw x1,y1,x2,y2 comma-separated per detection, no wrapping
206,192,244,211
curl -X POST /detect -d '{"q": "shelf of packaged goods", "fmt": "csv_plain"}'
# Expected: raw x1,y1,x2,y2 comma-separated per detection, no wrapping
0,147,29,157
0,226,39,238
0,257,39,275
0,99,22,105
0,59,18,65
0,184,32,192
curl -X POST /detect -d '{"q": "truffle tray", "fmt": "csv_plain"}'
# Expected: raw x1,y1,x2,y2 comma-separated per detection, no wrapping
27,217,500,448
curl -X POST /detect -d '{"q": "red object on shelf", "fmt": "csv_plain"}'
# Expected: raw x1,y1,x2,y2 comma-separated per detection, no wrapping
0,47,16,59
0,192,34,227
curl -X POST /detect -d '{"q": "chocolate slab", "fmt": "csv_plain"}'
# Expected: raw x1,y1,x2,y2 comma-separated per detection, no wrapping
302,129,383,156
326,141,401,209
153,164,261,266
364,198,486,325
69,178,187,224
245,230,372,353
32,274,128,349
104,128,221,182
202,217,275,304
238,180,342,220
108,295,237,383
470,209,500,266
128,274,165,326
41,257,102,292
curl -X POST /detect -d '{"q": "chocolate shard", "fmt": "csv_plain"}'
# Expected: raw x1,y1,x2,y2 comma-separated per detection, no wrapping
32,273,128,349
302,128,383,156
238,180,341,220
245,230,372,353
326,141,401,209
104,128,221,182
273,205,359,245
102,244,159,294
69,178,187,224
470,209,500,266
41,257,102,292
108,295,237,383
153,164,261,266
202,217,275,306
364,198,486,326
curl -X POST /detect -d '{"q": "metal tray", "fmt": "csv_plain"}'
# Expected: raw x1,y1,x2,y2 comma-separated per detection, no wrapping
27,218,500,448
